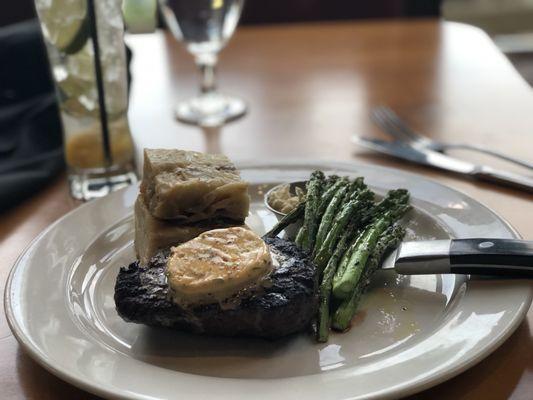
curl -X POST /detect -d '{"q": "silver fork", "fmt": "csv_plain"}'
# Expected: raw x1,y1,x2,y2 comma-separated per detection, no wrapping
371,106,533,171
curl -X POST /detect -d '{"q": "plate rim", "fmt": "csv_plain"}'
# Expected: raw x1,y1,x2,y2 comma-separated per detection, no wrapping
4,159,532,400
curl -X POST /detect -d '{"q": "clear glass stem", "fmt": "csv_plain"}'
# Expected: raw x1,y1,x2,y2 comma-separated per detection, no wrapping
174,52,246,127
196,53,218,95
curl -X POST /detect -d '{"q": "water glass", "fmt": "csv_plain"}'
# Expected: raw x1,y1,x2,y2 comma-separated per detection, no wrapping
159,0,247,127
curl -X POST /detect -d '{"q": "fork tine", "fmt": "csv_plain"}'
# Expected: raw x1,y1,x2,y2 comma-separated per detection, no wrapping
372,106,533,171
371,107,413,142
378,106,422,141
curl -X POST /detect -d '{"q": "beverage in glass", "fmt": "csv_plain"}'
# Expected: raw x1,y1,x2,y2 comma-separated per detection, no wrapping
34,0,137,200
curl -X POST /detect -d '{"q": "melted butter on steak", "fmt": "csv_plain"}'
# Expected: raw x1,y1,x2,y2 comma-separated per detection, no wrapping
166,227,273,307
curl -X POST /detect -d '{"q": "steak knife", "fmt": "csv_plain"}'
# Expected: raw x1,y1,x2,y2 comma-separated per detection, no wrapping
381,238,533,277
352,136,533,193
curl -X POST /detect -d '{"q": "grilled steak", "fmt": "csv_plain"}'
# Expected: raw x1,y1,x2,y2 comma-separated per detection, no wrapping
114,237,318,339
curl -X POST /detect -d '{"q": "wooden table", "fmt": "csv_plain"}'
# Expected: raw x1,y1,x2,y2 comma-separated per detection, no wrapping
1,19,532,399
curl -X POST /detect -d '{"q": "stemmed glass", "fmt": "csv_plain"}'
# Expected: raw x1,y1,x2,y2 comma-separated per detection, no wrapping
159,0,247,127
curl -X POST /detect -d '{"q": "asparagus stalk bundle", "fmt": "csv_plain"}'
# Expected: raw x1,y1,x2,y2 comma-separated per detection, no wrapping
313,188,374,270
316,223,355,342
265,171,411,341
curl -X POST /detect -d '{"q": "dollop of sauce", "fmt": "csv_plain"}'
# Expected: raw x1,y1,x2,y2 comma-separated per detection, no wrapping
166,227,272,306
267,184,305,214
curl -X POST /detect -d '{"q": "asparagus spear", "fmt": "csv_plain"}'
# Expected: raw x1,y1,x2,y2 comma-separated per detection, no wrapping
332,217,389,299
295,225,308,247
264,201,306,238
332,203,410,299
316,227,354,342
332,224,406,331
295,171,325,251
316,177,347,222
314,188,374,270
332,229,365,289
313,180,350,254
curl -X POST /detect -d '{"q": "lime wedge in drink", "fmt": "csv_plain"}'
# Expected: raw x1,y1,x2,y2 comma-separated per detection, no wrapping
36,0,89,54
122,0,157,34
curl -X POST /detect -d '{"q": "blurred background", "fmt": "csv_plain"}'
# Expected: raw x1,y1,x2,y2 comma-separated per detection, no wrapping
2,0,533,209
2,0,442,27
5,0,533,100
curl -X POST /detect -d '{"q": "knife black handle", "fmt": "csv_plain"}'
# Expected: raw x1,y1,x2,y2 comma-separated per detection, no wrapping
450,238,533,277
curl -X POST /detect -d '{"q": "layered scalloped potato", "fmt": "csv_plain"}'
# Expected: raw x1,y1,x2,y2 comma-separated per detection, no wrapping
141,149,250,222
134,149,250,264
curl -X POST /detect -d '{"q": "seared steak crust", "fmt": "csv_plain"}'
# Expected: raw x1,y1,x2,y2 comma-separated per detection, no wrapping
114,237,318,339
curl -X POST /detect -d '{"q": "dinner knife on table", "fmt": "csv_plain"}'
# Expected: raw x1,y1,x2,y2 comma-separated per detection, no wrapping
352,136,533,193
381,238,533,277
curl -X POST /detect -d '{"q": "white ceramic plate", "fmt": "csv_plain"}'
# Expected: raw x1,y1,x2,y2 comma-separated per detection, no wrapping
5,161,532,400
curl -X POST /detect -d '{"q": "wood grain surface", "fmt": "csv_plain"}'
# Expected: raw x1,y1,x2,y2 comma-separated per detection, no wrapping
1,19,532,399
